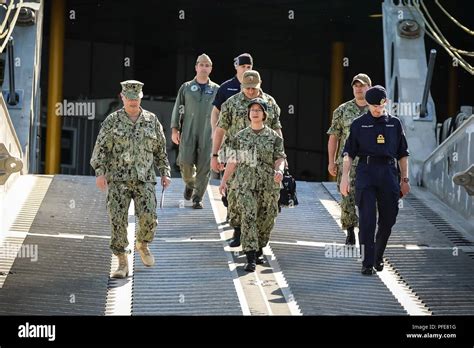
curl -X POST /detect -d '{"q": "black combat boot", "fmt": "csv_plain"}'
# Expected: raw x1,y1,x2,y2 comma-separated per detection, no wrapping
345,226,355,245
244,250,257,272
256,248,265,264
229,227,241,247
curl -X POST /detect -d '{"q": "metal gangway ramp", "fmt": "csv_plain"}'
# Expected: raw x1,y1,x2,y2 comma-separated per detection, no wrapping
1,175,474,316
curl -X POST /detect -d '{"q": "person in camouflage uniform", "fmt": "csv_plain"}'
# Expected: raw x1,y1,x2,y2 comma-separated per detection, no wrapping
212,70,283,248
171,54,219,209
219,98,286,272
327,73,371,245
90,80,171,279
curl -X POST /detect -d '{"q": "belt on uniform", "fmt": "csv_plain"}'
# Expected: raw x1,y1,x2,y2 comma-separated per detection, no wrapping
358,156,396,165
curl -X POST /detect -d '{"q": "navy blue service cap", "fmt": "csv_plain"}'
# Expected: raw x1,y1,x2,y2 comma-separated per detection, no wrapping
247,98,268,111
365,85,387,105
234,53,253,66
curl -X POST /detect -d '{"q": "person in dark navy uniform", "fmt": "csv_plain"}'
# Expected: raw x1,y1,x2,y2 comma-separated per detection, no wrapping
340,85,410,275
210,53,253,141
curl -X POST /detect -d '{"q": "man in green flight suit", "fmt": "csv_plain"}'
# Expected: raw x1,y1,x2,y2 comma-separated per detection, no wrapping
327,73,371,245
171,54,220,209
91,80,171,279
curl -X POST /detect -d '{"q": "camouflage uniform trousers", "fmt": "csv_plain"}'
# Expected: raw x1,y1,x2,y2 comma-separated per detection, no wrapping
221,166,240,228
226,180,241,228
106,180,157,255
236,188,280,252
336,164,358,229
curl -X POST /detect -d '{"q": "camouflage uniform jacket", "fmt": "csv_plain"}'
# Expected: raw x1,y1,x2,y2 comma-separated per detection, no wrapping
231,126,286,191
217,91,282,160
327,99,368,166
90,107,171,182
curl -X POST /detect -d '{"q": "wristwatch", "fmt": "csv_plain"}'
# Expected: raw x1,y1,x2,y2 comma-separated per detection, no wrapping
401,177,409,183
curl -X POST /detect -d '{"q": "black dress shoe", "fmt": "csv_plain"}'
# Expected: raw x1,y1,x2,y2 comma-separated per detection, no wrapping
184,186,193,200
374,261,384,272
345,226,355,245
361,266,375,275
256,248,265,264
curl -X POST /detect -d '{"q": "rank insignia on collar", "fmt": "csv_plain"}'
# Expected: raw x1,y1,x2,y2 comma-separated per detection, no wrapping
377,134,385,144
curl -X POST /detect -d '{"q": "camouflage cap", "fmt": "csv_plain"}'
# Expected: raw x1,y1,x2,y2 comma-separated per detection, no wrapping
120,80,144,99
196,53,212,65
247,97,268,121
247,97,268,112
351,73,372,86
241,70,261,89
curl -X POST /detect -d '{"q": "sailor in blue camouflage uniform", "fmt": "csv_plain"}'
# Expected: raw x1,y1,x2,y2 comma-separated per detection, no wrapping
340,85,410,275
91,80,171,279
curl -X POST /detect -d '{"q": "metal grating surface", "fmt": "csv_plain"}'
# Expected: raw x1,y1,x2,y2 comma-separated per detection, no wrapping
272,182,345,244
133,241,242,315
388,198,455,247
321,181,342,203
132,180,241,315
270,244,407,315
321,182,459,247
404,194,474,246
0,175,111,315
385,248,474,315
322,181,474,315
270,182,406,315
25,175,110,237
0,237,110,315
153,180,222,240
1,176,52,288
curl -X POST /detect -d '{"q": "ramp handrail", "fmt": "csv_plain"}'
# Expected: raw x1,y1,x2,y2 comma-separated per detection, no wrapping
0,93,22,154
424,114,473,164
0,0,24,54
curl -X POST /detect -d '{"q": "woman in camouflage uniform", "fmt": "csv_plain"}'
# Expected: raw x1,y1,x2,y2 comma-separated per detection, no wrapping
219,98,286,272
